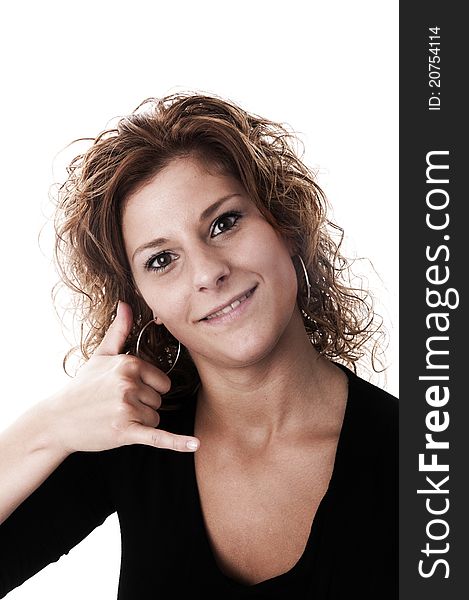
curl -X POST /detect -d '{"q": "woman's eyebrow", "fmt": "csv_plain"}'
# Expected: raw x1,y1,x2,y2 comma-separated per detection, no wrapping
132,193,242,262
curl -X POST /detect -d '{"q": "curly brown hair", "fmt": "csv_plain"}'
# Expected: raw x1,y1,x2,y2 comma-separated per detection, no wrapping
52,91,387,405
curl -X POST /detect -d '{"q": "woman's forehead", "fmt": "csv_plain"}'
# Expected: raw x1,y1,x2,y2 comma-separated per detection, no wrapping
121,158,251,257
123,157,245,217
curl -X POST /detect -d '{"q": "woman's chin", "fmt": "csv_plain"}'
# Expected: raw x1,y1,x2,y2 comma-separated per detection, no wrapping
194,338,281,370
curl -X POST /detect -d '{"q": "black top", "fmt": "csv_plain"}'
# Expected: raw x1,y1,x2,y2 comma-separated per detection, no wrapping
0,363,398,599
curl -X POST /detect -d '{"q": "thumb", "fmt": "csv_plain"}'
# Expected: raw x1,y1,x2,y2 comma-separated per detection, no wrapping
95,300,134,356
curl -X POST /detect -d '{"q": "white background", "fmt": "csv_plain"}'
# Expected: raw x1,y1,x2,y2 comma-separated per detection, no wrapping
0,1,398,597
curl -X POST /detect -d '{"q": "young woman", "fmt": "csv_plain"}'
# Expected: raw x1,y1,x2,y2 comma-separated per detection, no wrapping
0,92,398,598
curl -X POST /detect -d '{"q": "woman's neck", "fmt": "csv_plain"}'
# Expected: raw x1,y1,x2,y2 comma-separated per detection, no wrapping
192,311,347,448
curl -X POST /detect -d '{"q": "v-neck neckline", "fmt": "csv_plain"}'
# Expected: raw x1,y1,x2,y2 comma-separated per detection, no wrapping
182,361,355,590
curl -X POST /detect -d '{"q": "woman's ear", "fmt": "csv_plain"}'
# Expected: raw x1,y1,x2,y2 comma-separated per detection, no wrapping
277,230,297,257
132,285,164,326
286,237,298,257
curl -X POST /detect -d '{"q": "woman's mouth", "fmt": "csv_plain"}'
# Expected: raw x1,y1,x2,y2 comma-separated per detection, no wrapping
200,285,257,324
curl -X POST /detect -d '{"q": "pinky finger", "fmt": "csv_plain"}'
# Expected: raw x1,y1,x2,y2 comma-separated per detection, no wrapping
127,424,200,452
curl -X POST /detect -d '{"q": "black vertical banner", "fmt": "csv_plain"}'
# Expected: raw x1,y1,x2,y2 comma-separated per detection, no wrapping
400,2,466,598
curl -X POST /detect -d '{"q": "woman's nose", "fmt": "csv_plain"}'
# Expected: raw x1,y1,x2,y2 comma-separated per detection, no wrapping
190,245,231,291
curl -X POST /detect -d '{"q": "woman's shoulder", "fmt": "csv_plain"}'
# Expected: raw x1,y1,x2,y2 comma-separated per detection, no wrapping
326,362,398,493
336,362,397,408
334,361,398,444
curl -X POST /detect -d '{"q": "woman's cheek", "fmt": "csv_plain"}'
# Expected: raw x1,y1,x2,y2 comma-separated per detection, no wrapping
154,297,189,333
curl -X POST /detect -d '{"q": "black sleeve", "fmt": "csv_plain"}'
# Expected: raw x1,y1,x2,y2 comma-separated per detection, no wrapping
0,450,116,598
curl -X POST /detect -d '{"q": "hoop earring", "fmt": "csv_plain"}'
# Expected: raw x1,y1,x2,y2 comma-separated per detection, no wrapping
296,255,311,304
135,318,181,375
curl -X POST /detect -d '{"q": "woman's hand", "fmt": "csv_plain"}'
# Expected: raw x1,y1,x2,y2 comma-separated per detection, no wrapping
45,301,200,455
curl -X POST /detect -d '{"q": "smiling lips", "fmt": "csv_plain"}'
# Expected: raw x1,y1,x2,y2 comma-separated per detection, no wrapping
201,286,257,321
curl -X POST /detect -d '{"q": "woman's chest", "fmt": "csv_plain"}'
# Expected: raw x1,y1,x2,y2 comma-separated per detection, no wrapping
193,440,338,585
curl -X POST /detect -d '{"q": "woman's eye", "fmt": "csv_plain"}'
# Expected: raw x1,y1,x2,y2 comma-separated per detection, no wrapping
145,252,175,272
144,211,242,273
211,211,242,237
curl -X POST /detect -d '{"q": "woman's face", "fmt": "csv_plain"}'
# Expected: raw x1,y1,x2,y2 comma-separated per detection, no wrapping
122,156,299,369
